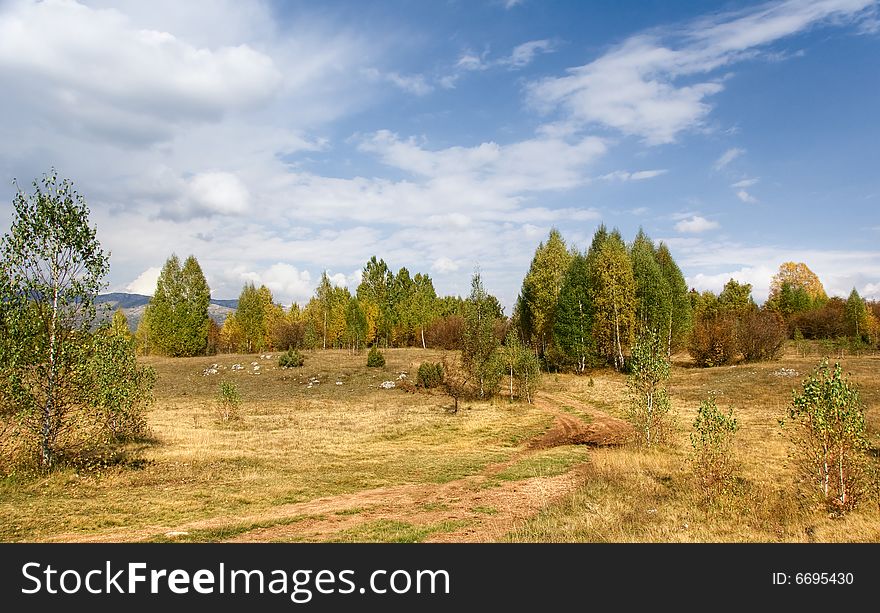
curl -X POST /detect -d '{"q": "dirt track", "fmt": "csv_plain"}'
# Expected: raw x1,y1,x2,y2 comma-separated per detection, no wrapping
45,392,630,543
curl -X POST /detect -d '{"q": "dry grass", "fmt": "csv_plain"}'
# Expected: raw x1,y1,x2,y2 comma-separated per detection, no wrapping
1,344,877,542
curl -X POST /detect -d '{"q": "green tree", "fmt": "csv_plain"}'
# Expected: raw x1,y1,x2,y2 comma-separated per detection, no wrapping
785,360,870,512
845,288,869,342
690,394,738,499
0,171,151,469
654,242,692,354
497,333,541,403
143,254,210,356
344,297,368,351
411,273,438,348
630,230,671,338
316,272,333,350
718,279,755,314
357,256,393,346
626,329,673,447
589,229,636,370
516,229,573,358
235,282,265,353
110,308,133,340
462,271,500,397
553,253,594,372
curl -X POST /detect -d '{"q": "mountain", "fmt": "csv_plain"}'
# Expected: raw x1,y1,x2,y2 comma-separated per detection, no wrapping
96,292,237,330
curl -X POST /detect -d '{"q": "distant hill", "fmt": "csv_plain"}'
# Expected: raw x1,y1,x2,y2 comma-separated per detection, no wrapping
96,293,238,330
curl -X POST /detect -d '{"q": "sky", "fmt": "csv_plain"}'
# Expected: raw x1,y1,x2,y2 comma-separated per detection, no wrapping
0,0,878,311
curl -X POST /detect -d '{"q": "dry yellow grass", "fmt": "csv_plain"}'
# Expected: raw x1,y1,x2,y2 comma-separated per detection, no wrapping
1,344,877,542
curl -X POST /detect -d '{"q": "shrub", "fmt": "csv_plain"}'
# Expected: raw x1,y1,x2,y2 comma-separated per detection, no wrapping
626,330,674,447
278,348,305,368
216,380,241,422
366,346,385,368
424,315,464,350
416,362,444,388
737,309,786,362
783,360,871,514
690,394,738,499
688,315,738,367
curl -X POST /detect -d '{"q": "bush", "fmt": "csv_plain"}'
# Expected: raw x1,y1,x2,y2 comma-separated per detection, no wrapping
626,330,673,447
424,315,464,350
416,362,444,388
366,346,385,367
690,394,738,499
783,360,871,514
737,309,786,362
216,380,241,422
278,348,305,368
688,315,738,367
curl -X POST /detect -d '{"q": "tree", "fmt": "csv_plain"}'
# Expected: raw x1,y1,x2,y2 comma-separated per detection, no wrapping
110,308,132,340
497,334,541,403
589,229,636,370
845,288,869,342
516,229,573,358
768,262,827,304
553,253,594,372
344,297,368,351
0,170,152,469
784,360,870,513
630,230,671,338
718,279,755,314
357,256,393,346
234,282,265,353
462,271,500,397
143,254,211,356
316,272,333,350
654,242,692,354
626,329,673,447
690,394,738,499
411,273,438,348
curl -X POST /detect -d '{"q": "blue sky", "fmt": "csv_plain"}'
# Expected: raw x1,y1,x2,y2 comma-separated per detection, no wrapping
1,0,878,310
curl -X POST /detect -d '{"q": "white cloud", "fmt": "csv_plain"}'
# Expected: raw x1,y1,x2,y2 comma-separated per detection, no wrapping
527,0,874,144
601,169,668,181
183,171,251,217
362,68,433,96
736,189,758,203
687,265,777,300
502,39,556,69
0,0,282,144
329,272,348,287
863,282,880,300
124,266,162,295
675,215,719,233
232,263,313,305
503,0,525,8
714,147,745,170
432,257,460,273
731,177,758,188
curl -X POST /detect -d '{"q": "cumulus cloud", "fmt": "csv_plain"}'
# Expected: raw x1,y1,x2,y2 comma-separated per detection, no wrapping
527,0,874,144
124,266,162,295
675,215,719,233
432,257,460,273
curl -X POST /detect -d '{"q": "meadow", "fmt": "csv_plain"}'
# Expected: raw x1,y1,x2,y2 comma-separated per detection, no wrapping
1,344,878,543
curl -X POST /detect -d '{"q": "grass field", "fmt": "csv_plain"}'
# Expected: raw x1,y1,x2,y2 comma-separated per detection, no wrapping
1,345,878,542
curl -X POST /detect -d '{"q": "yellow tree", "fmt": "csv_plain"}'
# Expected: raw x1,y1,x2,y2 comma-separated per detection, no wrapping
768,262,827,302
